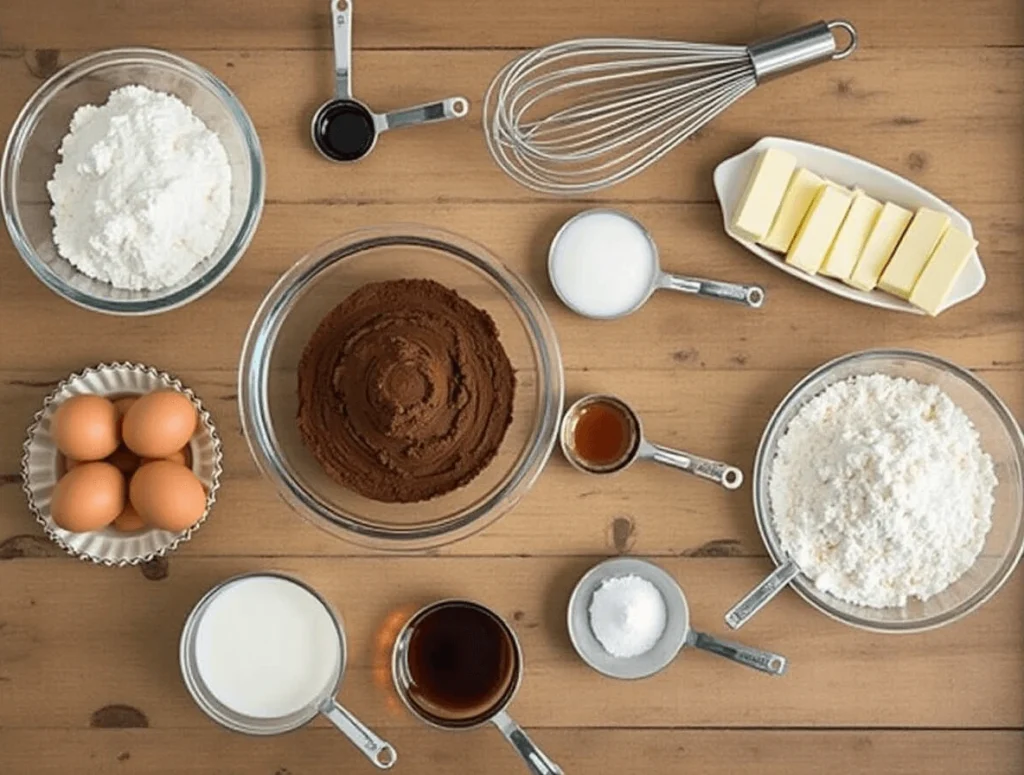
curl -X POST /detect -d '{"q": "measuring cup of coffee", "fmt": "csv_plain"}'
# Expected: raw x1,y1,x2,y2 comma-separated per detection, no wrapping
311,0,469,161
180,573,397,769
560,394,743,490
548,209,766,319
392,600,562,775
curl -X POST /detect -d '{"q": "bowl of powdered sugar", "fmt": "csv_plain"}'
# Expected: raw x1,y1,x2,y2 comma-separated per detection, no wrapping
2,48,264,315
751,349,1024,633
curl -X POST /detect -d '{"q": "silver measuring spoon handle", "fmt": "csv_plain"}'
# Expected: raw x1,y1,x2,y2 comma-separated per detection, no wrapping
330,0,353,100
688,631,788,676
724,558,801,629
660,272,766,308
491,710,564,775
641,440,743,490
378,97,470,132
321,700,397,769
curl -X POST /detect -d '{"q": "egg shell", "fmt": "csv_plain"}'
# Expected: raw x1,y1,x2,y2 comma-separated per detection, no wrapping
113,395,140,433
52,395,120,461
107,444,141,475
142,446,191,468
122,391,197,458
62,455,82,474
113,502,147,533
51,462,126,533
130,460,206,532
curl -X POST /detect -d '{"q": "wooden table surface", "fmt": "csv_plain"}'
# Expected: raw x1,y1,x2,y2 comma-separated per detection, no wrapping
1,1,1023,773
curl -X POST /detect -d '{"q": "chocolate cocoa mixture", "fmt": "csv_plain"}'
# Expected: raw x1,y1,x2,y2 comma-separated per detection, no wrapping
297,279,516,503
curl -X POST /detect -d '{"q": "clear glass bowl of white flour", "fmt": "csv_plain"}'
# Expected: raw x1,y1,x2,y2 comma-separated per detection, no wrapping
752,349,1024,633
2,48,265,315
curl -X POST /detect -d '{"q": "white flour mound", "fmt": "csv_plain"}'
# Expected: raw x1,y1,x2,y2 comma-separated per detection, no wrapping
47,85,232,291
769,373,996,608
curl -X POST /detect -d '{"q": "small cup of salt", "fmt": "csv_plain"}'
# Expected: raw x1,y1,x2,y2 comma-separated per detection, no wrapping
567,557,788,680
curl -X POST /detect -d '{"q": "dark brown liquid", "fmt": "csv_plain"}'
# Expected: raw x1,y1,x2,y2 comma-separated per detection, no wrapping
314,101,376,161
573,401,634,467
406,602,516,724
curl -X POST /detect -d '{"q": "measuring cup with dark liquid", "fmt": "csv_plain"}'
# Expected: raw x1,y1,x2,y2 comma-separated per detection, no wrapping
311,0,469,162
560,394,744,490
392,600,563,775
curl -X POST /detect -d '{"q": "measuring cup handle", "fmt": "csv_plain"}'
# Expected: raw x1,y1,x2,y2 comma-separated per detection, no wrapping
724,559,801,629
330,0,353,100
689,631,788,676
379,97,470,132
660,272,766,308
320,699,397,769
645,441,744,490
491,710,563,775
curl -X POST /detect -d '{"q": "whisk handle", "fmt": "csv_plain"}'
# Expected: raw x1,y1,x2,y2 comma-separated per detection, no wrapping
748,20,858,82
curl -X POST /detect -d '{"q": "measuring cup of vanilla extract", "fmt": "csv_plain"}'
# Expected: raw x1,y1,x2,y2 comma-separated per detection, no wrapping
180,573,397,769
560,394,743,490
548,209,765,320
392,600,563,775
311,0,469,161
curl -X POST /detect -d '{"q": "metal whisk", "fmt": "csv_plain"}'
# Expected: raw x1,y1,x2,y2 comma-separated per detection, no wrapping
484,20,857,195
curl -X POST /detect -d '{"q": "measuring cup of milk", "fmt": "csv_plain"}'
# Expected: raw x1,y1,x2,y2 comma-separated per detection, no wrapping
548,209,766,319
180,573,397,769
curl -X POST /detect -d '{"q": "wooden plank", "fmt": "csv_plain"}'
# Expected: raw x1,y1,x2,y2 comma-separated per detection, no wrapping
2,367,1021,558
0,729,1021,775
0,0,1020,50
0,557,1021,729
2,203,1022,375
2,49,1021,205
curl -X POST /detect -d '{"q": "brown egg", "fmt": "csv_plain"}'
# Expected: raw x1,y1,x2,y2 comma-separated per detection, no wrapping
113,502,147,532
106,444,141,475
142,446,191,468
51,462,125,533
130,460,206,532
113,395,140,433
122,391,197,458
52,395,120,461
62,455,82,474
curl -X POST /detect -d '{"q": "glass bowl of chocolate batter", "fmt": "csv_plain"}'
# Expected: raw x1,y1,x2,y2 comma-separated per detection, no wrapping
240,225,563,550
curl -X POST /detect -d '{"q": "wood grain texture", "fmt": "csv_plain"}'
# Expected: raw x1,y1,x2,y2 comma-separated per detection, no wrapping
1,730,1022,775
0,0,1021,772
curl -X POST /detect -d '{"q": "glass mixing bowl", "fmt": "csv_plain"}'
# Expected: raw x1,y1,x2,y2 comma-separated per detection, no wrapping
239,226,564,551
754,349,1024,633
1,48,265,315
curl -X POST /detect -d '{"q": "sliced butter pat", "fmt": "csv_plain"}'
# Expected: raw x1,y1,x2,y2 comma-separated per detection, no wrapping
878,208,951,298
909,226,977,315
785,185,853,275
759,168,824,253
847,202,913,291
731,148,797,241
820,192,883,281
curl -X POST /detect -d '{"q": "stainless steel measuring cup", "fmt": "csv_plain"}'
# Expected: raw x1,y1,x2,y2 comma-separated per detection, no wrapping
180,572,397,769
568,557,788,679
392,599,562,775
560,394,744,490
311,0,469,162
548,209,766,317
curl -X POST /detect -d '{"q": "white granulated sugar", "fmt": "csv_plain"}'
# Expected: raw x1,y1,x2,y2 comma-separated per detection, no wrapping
769,373,996,608
47,85,232,291
588,574,667,658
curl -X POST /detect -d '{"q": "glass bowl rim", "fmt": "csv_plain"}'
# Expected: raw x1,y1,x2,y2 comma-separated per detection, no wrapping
753,347,1024,633
0,47,266,316
238,224,565,551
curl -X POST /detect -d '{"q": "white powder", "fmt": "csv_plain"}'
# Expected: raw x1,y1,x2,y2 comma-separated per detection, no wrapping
47,85,232,291
588,574,667,657
769,373,996,608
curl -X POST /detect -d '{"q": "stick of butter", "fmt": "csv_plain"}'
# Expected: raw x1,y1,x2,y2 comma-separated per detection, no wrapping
878,208,951,298
731,148,797,241
909,226,977,315
847,202,913,291
785,185,853,275
820,191,882,281
759,168,824,253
